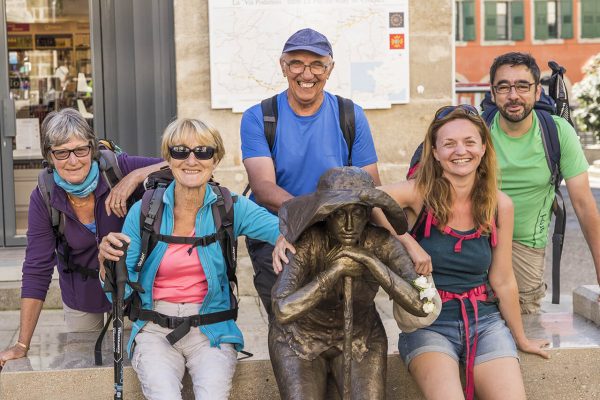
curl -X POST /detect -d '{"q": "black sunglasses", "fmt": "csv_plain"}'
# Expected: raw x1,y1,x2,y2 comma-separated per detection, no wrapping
168,145,215,160
435,104,479,120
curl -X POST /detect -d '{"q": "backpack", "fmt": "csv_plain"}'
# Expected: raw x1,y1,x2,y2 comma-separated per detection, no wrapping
242,94,356,196
406,61,573,305
127,167,241,345
37,140,123,280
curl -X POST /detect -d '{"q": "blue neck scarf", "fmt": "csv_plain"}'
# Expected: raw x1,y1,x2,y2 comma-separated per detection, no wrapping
53,161,100,198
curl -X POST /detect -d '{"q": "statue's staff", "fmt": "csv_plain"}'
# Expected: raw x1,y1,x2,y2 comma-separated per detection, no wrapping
342,275,353,400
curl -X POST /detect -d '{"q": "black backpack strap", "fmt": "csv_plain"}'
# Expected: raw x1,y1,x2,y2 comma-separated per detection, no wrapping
37,167,61,234
407,142,425,179
409,206,428,242
261,94,279,153
536,110,562,190
336,95,356,166
98,149,123,189
209,183,238,286
536,109,564,304
481,91,499,127
137,187,166,272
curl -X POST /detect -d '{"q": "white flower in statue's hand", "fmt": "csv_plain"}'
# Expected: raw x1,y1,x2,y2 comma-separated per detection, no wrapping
422,301,435,314
420,287,437,301
414,275,429,290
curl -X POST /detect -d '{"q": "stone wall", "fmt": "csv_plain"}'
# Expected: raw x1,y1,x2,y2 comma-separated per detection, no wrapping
173,0,454,191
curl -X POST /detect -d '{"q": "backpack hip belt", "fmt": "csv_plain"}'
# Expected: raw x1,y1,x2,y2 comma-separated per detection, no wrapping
135,307,238,345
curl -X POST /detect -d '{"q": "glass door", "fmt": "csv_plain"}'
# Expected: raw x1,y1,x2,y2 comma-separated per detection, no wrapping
0,0,93,245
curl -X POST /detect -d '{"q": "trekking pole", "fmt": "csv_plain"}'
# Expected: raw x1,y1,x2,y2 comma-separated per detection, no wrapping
113,242,129,400
342,276,353,400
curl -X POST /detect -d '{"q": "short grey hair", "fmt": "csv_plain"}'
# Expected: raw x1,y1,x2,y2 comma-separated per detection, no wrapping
41,108,98,165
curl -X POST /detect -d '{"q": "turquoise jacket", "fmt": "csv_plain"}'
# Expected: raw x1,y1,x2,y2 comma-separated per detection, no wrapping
120,181,279,357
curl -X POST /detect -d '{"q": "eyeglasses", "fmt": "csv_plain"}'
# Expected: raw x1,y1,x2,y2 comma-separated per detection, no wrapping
169,145,215,160
492,81,536,94
282,60,331,75
435,104,479,120
50,145,92,160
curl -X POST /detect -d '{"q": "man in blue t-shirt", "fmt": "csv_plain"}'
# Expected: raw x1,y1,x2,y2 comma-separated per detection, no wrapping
240,28,379,317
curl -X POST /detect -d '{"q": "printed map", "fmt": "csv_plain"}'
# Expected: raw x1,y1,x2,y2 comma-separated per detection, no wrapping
208,0,410,111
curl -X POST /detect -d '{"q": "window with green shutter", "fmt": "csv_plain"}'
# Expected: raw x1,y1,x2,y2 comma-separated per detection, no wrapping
581,0,599,38
463,0,475,41
535,0,549,40
560,0,573,39
511,1,524,40
484,1,498,41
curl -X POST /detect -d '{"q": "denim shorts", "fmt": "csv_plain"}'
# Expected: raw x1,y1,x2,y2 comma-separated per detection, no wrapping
398,312,518,367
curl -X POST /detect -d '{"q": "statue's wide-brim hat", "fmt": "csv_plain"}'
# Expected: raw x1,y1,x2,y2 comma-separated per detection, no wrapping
279,167,408,243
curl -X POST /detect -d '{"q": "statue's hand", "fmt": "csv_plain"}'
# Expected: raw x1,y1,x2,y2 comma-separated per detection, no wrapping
336,246,376,264
337,257,365,278
328,246,370,278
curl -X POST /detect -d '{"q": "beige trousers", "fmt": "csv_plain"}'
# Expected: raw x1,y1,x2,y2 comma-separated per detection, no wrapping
512,241,546,314
62,303,105,332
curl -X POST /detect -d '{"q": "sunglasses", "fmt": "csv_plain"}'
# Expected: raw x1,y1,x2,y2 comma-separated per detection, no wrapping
168,145,215,160
435,104,479,120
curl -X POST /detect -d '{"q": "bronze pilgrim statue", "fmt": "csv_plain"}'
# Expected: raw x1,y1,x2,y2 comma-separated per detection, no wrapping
269,167,441,400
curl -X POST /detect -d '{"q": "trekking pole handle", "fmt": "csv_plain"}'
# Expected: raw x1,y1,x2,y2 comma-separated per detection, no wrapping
115,242,129,299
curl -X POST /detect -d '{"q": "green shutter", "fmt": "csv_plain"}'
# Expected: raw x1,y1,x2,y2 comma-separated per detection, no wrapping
463,0,476,41
484,1,498,41
534,0,548,40
511,1,525,40
581,0,595,38
596,0,600,38
560,0,573,38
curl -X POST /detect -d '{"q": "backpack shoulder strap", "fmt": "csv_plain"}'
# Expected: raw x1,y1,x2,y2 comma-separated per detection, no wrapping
410,206,428,242
261,94,279,153
98,149,123,189
37,168,64,236
137,187,166,272
480,91,499,127
535,110,562,190
407,142,425,179
336,95,356,166
209,183,238,284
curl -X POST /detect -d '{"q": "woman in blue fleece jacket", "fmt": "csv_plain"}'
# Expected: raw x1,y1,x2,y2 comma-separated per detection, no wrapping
99,118,285,399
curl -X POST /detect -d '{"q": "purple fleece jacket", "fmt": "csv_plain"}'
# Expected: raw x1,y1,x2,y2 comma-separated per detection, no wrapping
21,153,161,313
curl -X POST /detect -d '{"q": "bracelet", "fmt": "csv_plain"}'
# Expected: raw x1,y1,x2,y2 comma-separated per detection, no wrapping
14,341,29,351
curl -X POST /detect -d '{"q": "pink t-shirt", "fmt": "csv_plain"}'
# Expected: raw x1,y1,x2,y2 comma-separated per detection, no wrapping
153,229,207,304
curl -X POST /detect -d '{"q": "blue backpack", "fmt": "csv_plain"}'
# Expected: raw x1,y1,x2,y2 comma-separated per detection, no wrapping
407,62,574,304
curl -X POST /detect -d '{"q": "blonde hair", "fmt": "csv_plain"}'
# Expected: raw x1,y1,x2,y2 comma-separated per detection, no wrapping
414,108,498,233
161,118,225,163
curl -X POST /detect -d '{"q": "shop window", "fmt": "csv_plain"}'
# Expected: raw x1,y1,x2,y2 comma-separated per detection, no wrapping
484,0,524,41
581,0,600,39
455,0,475,42
534,0,573,40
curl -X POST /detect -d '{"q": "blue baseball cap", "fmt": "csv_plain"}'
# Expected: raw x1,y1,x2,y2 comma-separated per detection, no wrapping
282,28,333,57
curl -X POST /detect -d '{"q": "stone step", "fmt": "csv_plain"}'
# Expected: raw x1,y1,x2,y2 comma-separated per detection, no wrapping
2,305,599,399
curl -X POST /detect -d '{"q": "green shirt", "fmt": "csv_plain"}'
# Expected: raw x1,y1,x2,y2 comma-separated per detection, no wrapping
490,113,588,248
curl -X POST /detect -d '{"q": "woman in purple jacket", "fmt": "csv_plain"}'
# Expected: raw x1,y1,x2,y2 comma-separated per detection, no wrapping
0,108,163,367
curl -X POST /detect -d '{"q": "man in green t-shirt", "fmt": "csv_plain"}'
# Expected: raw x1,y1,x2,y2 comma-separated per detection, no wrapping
488,52,600,314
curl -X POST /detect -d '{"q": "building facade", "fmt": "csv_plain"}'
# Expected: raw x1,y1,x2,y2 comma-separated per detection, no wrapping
0,0,454,247
455,0,600,105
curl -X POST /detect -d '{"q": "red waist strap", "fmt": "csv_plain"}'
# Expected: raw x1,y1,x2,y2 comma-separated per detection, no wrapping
438,284,488,400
